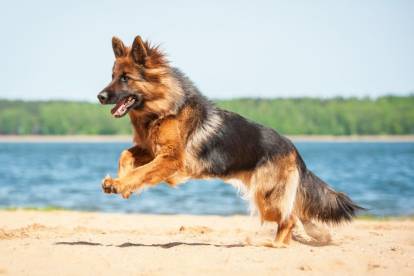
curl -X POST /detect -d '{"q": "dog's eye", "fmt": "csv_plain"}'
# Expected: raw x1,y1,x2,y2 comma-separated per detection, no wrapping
120,75,129,83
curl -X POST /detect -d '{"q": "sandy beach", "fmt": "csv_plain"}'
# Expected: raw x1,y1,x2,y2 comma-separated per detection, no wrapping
0,211,413,276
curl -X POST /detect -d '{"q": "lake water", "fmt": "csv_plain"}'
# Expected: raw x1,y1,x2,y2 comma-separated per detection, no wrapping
0,142,413,216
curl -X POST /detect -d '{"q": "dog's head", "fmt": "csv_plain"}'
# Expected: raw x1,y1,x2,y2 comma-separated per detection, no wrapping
97,36,175,118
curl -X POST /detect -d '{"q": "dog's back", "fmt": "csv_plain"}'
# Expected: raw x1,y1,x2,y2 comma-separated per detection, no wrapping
174,68,363,245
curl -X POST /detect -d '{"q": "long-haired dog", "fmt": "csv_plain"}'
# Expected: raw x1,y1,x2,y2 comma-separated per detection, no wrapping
98,35,363,247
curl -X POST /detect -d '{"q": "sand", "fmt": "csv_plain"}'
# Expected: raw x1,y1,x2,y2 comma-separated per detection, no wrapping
0,211,413,276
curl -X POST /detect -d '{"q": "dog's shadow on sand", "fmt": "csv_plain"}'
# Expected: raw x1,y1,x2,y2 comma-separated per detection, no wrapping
55,238,333,248
54,241,245,249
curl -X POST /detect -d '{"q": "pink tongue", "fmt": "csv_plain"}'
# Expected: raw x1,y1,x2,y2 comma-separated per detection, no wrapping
110,97,129,116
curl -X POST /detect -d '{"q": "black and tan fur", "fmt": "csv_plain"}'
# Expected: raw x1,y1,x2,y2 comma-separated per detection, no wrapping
97,35,363,247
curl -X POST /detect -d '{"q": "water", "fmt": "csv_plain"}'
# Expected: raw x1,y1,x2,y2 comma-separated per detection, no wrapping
0,142,413,216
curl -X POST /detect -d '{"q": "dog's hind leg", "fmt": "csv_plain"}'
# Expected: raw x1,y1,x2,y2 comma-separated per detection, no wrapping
249,202,297,248
275,214,296,245
251,159,300,248
276,168,299,244
301,220,332,243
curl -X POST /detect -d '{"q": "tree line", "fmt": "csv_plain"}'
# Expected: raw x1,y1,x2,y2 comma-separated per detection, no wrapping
0,95,412,135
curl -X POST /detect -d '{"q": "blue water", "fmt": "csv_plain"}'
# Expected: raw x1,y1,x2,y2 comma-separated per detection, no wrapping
0,142,413,216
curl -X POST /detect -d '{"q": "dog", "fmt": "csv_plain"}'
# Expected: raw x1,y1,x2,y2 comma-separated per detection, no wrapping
97,35,363,247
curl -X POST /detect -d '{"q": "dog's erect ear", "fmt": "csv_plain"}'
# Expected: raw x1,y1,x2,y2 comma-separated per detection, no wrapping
112,37,126,58
130,35,148,65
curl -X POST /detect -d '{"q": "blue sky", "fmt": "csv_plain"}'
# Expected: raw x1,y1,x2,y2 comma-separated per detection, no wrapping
0,0,413,101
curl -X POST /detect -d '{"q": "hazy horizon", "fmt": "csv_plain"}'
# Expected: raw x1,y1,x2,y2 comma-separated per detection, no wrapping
0,0,413,101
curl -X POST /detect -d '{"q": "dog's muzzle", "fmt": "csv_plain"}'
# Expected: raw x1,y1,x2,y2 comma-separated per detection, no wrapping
97,91,109,104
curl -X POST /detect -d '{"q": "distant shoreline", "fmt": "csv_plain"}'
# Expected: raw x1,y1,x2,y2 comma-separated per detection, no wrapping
0,135,413,143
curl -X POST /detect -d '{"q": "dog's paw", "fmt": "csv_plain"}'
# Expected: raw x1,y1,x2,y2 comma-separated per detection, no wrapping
268,241,288,248
244,237,288,248
102,175,117,194
101,175,132,199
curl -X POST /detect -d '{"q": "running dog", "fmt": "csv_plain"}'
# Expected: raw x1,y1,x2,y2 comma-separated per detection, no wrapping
97,35,363,246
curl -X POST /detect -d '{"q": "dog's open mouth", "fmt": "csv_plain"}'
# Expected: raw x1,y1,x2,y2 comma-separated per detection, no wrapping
110,95,139,118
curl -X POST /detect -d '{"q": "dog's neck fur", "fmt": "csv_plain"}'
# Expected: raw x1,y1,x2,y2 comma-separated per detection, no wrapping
127,67,186,146
128,66,216,149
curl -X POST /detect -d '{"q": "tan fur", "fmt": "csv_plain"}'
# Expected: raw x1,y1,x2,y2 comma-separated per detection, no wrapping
220,152,300,244
103,115,185,198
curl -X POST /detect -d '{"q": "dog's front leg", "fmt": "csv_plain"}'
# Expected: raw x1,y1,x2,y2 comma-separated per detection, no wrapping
102,146,153,194
117,146,153,178
102,152,180,199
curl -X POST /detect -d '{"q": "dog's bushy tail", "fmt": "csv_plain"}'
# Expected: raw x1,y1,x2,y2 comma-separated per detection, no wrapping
296,170,365,224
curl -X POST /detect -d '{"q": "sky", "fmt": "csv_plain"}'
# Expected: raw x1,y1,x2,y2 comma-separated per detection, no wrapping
0,0,413,101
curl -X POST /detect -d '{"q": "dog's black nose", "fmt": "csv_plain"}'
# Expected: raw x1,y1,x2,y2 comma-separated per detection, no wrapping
97,91,108,104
